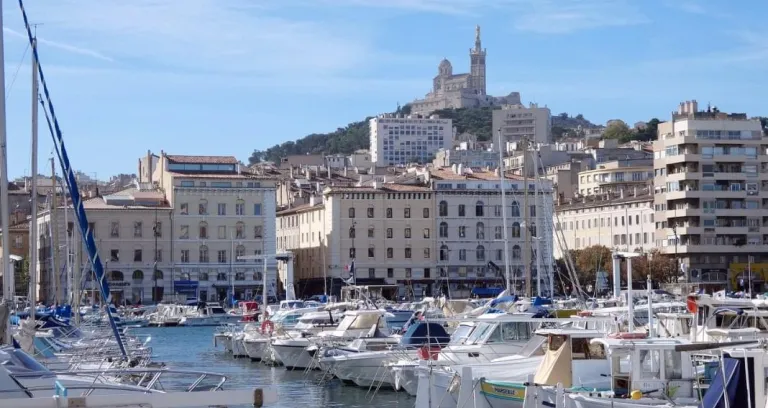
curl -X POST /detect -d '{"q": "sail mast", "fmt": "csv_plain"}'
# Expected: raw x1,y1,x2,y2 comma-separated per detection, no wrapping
0,0,13,345
29,36,38,317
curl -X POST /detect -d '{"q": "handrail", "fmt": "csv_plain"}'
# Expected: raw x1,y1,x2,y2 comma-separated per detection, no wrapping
17,0,127,358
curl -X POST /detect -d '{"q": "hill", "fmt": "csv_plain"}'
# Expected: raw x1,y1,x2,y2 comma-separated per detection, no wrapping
248,106,598,164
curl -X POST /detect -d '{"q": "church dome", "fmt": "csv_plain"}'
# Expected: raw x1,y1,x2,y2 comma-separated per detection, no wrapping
438,58,452,76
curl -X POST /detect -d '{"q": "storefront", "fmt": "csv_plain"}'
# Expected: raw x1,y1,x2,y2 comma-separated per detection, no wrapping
109,281,131,304
174,280,199,300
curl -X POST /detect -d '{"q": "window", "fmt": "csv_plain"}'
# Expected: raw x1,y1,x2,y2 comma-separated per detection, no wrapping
180,203,188,215
495,226,502,239
368,268,376,278
218,225,226,239
181,249,190,263
180,225,189,239
199,199,208,215
511,201,520,217
253,203,262,216
110,249,119,262
405,228,411,238
530,222,537,237
368,247,375,258
405,248,412,258
134,249,142,262
476,222,485,239
424,248,430,258
254,225,263,238
424,268,431,278
235,199,245,215
110,222,120,238
458,204,465,217
386,208,393,218
217,203,226,215
133,221,142,238
387,248,393,258
496,249,503,261
349,227,356,238
439,222,448,237
423,228,430,239
387,268,394,278
13,236,22,248
494,206,501,217
423,208,430,218
439,201,448,216
235,222,245,239
404,208,411,218
367,207,374,218
349,208,355,218
405,268,412,278
476,201,484,217
199,245,209,263
368,227,374,238
218,250,227,263
476,245,485,261
349,248,356,258
153,222,162,238
458,226,466,238
530,205,536,217
387,228,393,238
459,249,466,261
512,245,521,259
440,245,448,261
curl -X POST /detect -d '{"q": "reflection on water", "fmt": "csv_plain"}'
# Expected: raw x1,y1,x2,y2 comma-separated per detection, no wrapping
130,326,413,407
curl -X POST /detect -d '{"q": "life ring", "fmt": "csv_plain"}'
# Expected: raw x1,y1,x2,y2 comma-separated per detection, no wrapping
261,320,275,335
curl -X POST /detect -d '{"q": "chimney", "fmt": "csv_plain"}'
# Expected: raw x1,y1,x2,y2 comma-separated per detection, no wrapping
372,180,380,189
290,167,294,179
309,193,316,207
633,186,637,197
619,188,624,199
327,165,331,179
147,150,152,183
343,166,348,177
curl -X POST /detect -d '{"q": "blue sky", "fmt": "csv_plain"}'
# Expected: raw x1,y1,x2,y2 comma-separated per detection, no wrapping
1,0,766,179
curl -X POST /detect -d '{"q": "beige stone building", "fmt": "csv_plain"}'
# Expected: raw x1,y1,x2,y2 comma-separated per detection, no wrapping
653,101,768,290
277,183,436,298
577,160,653,196
554,188,655,259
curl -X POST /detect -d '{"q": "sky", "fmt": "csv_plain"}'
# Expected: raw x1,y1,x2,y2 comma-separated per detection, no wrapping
1,0,767,179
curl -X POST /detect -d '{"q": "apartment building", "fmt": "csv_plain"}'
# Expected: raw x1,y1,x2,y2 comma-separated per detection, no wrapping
431,167,554,297
577,159,653,196
277,183,436,298
156,153,277,302
653,101,768,290
492,103,552,146
36,189,173,304
554,188,655,259
369,114,453,167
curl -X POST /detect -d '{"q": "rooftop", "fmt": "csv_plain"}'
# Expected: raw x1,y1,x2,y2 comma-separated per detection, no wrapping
429,168,526,181
325,184,433,194
277,201,325,216
556,188,653,211
166,155,239,165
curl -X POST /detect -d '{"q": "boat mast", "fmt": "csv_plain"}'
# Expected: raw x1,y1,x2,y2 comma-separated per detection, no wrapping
50,157,59,304
29,36,38,318
496,128,512,293
261,231,268,321
523,136,531,298
0,0,13,345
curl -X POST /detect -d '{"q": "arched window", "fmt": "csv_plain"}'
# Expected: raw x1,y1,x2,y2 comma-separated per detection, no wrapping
235,198,245,215
199,272,209,281
235,222,245,239
131,270,143,281
110,271,124,281
199,245,209,263
153,270,164,280
476,222,485,240
511,201,520,217
512,245,521,259
439,222,448,238
199,221,208,239
439,245,449,261
476,245,485,261
475,200,484,217
439,201,448,217
512,222,521,238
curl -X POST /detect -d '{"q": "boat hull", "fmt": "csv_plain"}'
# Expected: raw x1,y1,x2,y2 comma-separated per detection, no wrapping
272,343,314,370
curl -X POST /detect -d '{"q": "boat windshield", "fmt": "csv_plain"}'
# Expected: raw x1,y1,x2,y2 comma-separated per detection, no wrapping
465,322,496,345
0,348,53,376
449,324,474,345
336,313,382,331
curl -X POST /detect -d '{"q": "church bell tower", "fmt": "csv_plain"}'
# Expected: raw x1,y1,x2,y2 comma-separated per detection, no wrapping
469,25,486,96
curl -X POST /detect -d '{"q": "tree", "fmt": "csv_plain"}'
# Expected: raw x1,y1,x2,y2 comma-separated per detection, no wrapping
603,120,633,141
572,245,612,287
631,249,679,284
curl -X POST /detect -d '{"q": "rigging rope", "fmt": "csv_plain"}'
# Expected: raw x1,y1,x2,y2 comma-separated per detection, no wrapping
18,0,127,358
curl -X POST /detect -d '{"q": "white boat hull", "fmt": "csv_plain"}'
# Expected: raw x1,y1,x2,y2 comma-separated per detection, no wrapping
243,339,268,361
272,343,314,370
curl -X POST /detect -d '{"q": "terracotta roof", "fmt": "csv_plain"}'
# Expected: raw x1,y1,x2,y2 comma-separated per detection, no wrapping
166,155,238,164
325,184,432,194
277,202,325,216
429,168,526,181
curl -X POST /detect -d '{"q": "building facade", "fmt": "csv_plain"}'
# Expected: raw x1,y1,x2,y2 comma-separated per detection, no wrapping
554,189,655,259
369,114,453,167
653,101,768,290
492,103,552,146
577,160,653,196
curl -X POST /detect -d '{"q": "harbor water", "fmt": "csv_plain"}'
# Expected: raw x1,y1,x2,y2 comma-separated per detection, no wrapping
131,326,413,407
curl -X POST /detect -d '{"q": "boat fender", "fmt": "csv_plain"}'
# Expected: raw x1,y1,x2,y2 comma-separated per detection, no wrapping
261,320,274,335
630,390,642,400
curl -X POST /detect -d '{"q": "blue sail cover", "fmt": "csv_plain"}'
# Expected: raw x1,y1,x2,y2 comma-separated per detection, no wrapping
699,358,748,408
17,0,127,358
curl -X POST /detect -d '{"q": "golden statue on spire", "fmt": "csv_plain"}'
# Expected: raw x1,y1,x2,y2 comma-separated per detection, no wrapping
475,25,481,42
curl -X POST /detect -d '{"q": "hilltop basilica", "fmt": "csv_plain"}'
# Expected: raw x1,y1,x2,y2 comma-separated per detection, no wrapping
409,26,521,116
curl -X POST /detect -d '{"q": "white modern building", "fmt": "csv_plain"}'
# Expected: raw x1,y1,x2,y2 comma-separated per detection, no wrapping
369,114,454,166
492,103,552,146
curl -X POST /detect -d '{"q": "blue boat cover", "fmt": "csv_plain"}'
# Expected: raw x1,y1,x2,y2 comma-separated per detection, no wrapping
400,322,450,347
700,357,748,408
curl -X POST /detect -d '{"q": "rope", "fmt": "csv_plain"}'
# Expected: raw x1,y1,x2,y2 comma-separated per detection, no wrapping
5,41,29,100
17,0,127,359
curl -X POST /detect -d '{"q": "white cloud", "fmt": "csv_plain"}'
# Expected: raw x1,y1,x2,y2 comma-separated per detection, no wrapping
3,27,114,62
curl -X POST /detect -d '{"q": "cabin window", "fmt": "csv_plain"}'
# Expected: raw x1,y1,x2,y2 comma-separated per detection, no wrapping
449,325,474,345
500,322,531,341
465,322,494,345
663,350,682,379
639,350,661,379
548,335,567,351
570,338,605,360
